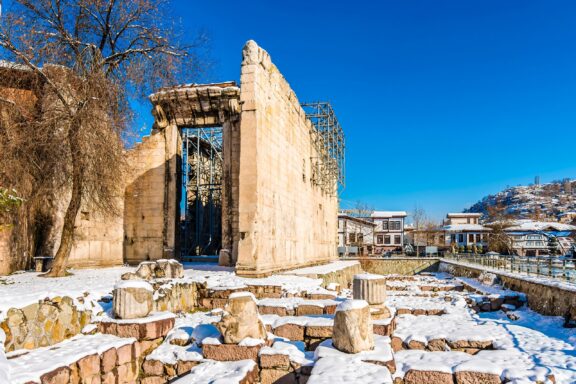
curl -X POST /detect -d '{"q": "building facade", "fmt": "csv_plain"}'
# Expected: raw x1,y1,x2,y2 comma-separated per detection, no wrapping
443,213,490,251
337,214,375,256
371,211,407,255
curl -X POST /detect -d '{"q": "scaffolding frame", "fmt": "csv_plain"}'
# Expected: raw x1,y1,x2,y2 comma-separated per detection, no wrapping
181,127,223,256
301,102,345,196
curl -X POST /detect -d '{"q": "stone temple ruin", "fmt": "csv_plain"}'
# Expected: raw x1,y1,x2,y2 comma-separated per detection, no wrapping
0,40,346,277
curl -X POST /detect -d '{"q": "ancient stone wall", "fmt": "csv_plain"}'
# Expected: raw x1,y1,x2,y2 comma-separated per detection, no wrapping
0,296,92,352
440,260,576,319
235,41,339,276
358,258,440,276
124,126,181,263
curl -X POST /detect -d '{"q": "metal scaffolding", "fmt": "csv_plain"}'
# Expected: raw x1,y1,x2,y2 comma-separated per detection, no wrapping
181,127,223,256
301,102,345,196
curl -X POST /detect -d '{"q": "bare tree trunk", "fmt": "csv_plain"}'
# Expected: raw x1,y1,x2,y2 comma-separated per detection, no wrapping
44,121,82,277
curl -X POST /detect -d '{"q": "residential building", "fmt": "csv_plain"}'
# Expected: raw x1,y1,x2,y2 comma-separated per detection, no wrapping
443,213,490,250
505,220,576,256
337,214,376,256
371,211,407,255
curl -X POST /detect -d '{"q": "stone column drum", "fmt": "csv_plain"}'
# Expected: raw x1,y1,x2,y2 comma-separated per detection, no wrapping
113,280,153,319
353,274,387,305
332,299,374,354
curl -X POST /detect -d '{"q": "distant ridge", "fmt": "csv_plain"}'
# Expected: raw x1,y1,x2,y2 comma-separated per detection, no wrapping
465,179,576,222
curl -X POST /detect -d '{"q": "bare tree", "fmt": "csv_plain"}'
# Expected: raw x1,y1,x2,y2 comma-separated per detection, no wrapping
0,0,207,276
411,204,427,256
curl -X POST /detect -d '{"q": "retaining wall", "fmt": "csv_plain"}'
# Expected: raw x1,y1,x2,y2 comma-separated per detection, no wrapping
440,260,576,319
356,258,440,276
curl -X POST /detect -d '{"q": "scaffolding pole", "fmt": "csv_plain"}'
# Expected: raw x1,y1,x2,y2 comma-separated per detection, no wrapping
301,101,345,196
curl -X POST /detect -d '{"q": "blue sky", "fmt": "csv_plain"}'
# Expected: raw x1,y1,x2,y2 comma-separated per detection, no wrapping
157,0,576,220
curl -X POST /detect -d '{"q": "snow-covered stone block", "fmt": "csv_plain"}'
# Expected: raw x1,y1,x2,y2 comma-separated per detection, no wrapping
113,280,153,319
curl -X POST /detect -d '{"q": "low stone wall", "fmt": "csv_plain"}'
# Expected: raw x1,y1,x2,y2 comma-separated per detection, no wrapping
356,258,440,276
440,260,576,319
1,296,91,352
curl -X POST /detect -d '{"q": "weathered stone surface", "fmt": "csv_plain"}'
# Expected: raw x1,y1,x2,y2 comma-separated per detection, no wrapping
353,274,387,305
217,294,267,344
117,361,139,383
143,359,165,376
202,343,262,361
332,300,374,354
455,371,501,384
306,325,332,338
260,353,291,369
77,353,100,378
113,281,153,319
296,305,324,316
136,261,157,279
404,369,454,384
101,348,118,373
117,343,134,365
141,376,168,384
260,368,297,384
1,296,89,351
274,324,305,341
40,366,70,384
156,259,184,278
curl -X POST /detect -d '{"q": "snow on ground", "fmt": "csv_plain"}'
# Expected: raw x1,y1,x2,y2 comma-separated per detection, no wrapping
385,293,467,313
171,359,256,384
257,297,342,309
0,266,132,321
281,260,359,276
146,311,221,365
260,340,314,366
308,356,392,384
7,334,136,384
182,263,326,295
391,272,576,384
315,335,393,364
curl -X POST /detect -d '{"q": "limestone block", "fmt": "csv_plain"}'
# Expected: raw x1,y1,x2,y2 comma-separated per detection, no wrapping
353,274,387,305
155,259,184,279
136,261,157,279
40,366,70,384
273,324,305,341
113,280,153,319
332,300,374,354
454,371,501,384
404,369,454,384
217,293,267,344
202,343,262,361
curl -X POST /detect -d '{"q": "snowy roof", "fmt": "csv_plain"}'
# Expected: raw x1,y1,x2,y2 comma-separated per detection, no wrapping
447,213,482,218
371,211,407,218
442,224,491,232
505,220,576,232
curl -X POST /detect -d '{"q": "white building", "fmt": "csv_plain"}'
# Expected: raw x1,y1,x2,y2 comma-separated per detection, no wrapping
371,211,407,255
337,214,376,256
443,213,490,249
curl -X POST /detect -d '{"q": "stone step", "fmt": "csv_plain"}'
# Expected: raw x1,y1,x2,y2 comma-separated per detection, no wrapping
95,311,175,340
257,297,342,317
6,333,143,384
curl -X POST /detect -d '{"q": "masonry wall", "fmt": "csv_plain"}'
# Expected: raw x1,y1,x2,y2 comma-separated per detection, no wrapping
124,125,181,264
235,41,338,276
440,260,576,319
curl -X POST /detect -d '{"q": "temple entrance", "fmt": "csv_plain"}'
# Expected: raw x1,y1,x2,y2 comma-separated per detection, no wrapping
180,127,223,256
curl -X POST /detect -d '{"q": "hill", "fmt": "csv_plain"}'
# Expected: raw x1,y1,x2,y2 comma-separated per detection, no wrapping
465,179,576,222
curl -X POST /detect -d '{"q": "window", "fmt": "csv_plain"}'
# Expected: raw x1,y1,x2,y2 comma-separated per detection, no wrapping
451,234,456,243
467,218,471,224
476,234,481,243
349,233,356,243
458,234,464,243
394,235,401,244
384,235,391,244
382,221,389,230
358,233,364,243
389,221,401,231
377,235,383,244
468,234,475,243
